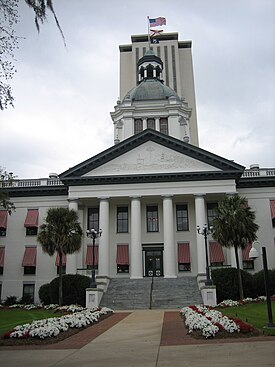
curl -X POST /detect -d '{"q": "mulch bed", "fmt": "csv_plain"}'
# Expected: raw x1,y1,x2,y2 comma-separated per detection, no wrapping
0,312,131,349
160,311,275,346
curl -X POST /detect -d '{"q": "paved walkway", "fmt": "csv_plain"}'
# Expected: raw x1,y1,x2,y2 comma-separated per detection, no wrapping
0,311,275,367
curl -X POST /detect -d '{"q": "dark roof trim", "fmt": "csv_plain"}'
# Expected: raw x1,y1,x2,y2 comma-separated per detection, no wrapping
237,177,275,188
5,186,68,198
59,129,244,181
178,41,192,49
119,45,132,52
61,170,242,187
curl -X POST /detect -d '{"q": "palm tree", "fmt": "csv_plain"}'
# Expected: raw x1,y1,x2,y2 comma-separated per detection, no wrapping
37,208,83,305
211,194,259,300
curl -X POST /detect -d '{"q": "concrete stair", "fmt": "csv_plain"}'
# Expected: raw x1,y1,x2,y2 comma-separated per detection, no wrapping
151,277,202,309
100,277,202,310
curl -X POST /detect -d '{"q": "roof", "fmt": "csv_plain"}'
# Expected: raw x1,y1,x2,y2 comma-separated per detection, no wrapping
59,129,245,186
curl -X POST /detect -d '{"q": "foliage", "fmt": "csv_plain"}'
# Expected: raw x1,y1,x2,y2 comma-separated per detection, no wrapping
48,274,91,307
0,167,16,214
212,194,259,300
3,295,18,306
38,283,52,305
37,207,83,305
0,0,65,110
212,268,275,303
253,269,275,297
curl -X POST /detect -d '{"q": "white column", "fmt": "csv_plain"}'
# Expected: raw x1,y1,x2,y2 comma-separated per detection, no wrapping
143,118,146,130
66,199,79,274
163,195,177,278
98,197,110,277
194,194,206,274
130,196,143,278
155,118,160,132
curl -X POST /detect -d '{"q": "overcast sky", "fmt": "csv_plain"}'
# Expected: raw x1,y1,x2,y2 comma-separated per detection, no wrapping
1,0,274,179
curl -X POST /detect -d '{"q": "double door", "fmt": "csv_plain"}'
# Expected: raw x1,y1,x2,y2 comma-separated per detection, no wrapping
144,249,163,277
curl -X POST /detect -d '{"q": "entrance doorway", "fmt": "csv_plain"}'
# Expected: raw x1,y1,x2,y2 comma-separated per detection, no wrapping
144,249,163,277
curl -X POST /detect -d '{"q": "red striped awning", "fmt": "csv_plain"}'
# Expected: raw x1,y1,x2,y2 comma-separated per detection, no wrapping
270,200,275,218
116,244,129,265
0,211,8,228
22,247,37,266
24,209,39,227
178,242,190,263
0,247,5,267
55,253,67,266
86,245,99,266
209,242,225,263
242,243,252,261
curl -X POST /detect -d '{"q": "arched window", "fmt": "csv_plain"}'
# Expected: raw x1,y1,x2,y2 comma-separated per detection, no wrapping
146,64,154,78
134,119,143,134
147,118,155,130
160,118,168,135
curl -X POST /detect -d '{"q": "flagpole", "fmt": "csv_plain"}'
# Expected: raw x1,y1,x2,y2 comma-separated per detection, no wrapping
147,16,150,49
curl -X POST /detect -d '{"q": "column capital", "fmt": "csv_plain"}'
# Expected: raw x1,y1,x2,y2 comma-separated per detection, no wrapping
162,194,173,199
130,195,141,200
97,196,110,201
194,193,206,198
68,198,79,203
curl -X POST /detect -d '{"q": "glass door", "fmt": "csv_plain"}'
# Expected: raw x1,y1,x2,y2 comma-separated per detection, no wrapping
145,250,163,277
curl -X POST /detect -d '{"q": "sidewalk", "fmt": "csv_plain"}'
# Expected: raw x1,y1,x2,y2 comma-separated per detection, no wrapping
0,310,275,367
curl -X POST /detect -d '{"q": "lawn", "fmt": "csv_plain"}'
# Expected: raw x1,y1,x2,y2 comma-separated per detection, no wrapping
217,301,275,330
0,309,63,335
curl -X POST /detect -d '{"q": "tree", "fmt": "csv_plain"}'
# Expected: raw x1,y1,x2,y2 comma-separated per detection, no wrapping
0,167,16,214
211,194,259,300
37,208,83,305
0,0,65,110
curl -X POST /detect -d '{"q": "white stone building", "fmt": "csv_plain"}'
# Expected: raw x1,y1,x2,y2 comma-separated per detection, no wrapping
0,33,274,304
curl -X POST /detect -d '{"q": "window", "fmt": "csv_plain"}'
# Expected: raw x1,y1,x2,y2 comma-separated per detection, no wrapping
86,245,98,270
270,200,275,227
134,119,143,135
24,209,39,236
160,118,168,135
117,206,128,233
116,244,129,273
0,247,4,274
209,242,224,267
22,247,37,275
176,204,189,231
147,118,155,130
22,284,35,303
242,244,254,270
24,266,36,275
0,211,7,237
207,203,218,227
88,207,99,232
147,205,159,232
178,242,191,272
56,266,66,275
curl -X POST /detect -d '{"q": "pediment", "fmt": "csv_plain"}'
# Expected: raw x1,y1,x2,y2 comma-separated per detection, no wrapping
60,130,244,184
83,141,220,176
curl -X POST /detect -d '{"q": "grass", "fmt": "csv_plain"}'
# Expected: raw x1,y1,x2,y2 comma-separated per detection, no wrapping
217,301,275,333
0,309,63,335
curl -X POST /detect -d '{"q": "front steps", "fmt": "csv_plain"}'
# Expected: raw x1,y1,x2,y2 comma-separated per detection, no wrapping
100,277,202,310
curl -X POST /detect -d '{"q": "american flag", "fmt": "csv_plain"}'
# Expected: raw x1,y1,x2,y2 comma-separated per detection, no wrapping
149,17,166,27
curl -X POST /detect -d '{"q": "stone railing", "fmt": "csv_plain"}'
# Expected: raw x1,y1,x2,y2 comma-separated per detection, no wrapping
241,168,275,178
0,178,64,188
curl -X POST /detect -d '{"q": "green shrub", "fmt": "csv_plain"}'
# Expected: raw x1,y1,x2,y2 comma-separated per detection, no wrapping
3,296,18,306
39,283,52,305
49,274,91,306
211,267,254,303
253,269,275,297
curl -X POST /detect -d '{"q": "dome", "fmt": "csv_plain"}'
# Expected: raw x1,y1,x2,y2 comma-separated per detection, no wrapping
123,78,181,102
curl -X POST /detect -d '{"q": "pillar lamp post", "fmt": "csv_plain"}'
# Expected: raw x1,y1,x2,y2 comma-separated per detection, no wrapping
197,224,213,286
249,241,275,327
86,228,102,288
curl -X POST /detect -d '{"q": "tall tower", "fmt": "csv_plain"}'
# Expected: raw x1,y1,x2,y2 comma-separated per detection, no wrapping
111,33,198,146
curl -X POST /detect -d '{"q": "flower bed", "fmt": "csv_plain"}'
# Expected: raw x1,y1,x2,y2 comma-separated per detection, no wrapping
216,296,267,308
180,305,254,338
3,306,113,340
